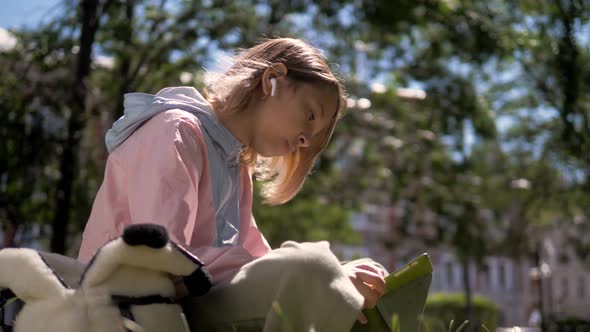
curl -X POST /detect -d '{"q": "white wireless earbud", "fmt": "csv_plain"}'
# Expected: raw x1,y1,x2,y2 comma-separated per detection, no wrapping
270,78,277,97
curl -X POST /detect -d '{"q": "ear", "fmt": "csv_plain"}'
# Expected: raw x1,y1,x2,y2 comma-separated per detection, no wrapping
0,248,69,302
261,63,288,97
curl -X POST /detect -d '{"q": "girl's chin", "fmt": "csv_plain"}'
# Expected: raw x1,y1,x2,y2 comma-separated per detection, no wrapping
252,143,290,158
257,151,288,158
256,149,279,158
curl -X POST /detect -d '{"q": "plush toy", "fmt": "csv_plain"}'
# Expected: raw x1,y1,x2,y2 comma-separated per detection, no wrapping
0,223,211,332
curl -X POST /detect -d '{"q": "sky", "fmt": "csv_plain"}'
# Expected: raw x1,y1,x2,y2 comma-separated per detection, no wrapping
0,0,61,29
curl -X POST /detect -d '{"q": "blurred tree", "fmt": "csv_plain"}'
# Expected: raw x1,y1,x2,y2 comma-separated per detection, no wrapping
253,180,360,249
0,20,80,249
51,0,108,254
506,0,590,164
0,51,53,248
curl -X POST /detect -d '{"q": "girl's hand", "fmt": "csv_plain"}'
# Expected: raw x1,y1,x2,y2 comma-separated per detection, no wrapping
342,260,388,325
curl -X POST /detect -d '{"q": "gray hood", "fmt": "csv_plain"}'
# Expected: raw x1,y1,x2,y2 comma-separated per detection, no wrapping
106,86,243,163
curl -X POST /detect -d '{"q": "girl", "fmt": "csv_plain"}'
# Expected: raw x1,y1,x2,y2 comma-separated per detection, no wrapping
78,37,387,331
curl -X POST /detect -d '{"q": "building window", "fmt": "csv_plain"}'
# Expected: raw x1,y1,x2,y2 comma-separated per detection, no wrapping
480,268,488,291
579,276,586,300
498,262,506,290
506,261,513,290
562,277,569,299
446,261,454,288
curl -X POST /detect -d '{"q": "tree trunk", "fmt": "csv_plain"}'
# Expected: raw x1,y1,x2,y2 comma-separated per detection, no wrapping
50,0,100,254
113,0,135,122
461,257,475,332
555,0,588,160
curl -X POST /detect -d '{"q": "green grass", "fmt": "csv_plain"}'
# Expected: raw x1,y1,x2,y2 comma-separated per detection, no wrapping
271,305,491,332
2,297,17,309
418,314,492,332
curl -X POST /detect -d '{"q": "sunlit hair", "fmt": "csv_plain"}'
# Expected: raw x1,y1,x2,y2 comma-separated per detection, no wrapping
203,37,346,205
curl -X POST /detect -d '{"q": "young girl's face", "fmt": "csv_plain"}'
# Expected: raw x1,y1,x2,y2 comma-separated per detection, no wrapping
252,80,338,158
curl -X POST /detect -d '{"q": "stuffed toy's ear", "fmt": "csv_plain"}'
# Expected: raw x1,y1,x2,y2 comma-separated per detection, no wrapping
0,248,69,302
81,224,211,295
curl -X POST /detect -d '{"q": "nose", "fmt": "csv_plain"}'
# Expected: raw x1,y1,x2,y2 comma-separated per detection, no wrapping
298,134,310,148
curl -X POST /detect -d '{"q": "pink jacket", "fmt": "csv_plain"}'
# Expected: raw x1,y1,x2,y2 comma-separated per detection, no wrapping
78,107,271,285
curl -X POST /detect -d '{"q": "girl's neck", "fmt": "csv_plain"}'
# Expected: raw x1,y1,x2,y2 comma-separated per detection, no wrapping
214,106,255,148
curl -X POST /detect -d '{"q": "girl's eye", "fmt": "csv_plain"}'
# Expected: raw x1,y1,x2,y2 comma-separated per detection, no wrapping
308,111,316,121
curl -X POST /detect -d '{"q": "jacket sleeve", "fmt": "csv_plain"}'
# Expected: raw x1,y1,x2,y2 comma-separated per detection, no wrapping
77,112,200,263
120,111,204,245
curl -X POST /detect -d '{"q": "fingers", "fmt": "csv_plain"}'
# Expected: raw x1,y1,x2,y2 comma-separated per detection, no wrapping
351,277,380,309
344,263,388,316
353,262,388,278
357,311,368,325
354,268,387,296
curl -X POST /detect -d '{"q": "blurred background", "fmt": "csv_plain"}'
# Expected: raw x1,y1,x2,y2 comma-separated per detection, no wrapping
1,0,589,330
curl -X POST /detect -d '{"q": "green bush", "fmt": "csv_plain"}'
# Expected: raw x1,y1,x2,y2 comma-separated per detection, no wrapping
422,293,498,331
549,317,590,332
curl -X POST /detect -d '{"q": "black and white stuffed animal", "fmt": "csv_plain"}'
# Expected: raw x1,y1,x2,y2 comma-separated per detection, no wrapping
0,223,211,332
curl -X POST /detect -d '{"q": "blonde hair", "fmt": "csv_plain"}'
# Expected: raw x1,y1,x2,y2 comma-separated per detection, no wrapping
204,38,346,205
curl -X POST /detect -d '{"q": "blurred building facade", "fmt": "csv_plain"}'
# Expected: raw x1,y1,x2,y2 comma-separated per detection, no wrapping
335,204,590,326
0,223,44,250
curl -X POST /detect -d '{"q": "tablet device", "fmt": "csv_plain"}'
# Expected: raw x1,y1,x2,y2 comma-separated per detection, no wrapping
351,253,433,332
